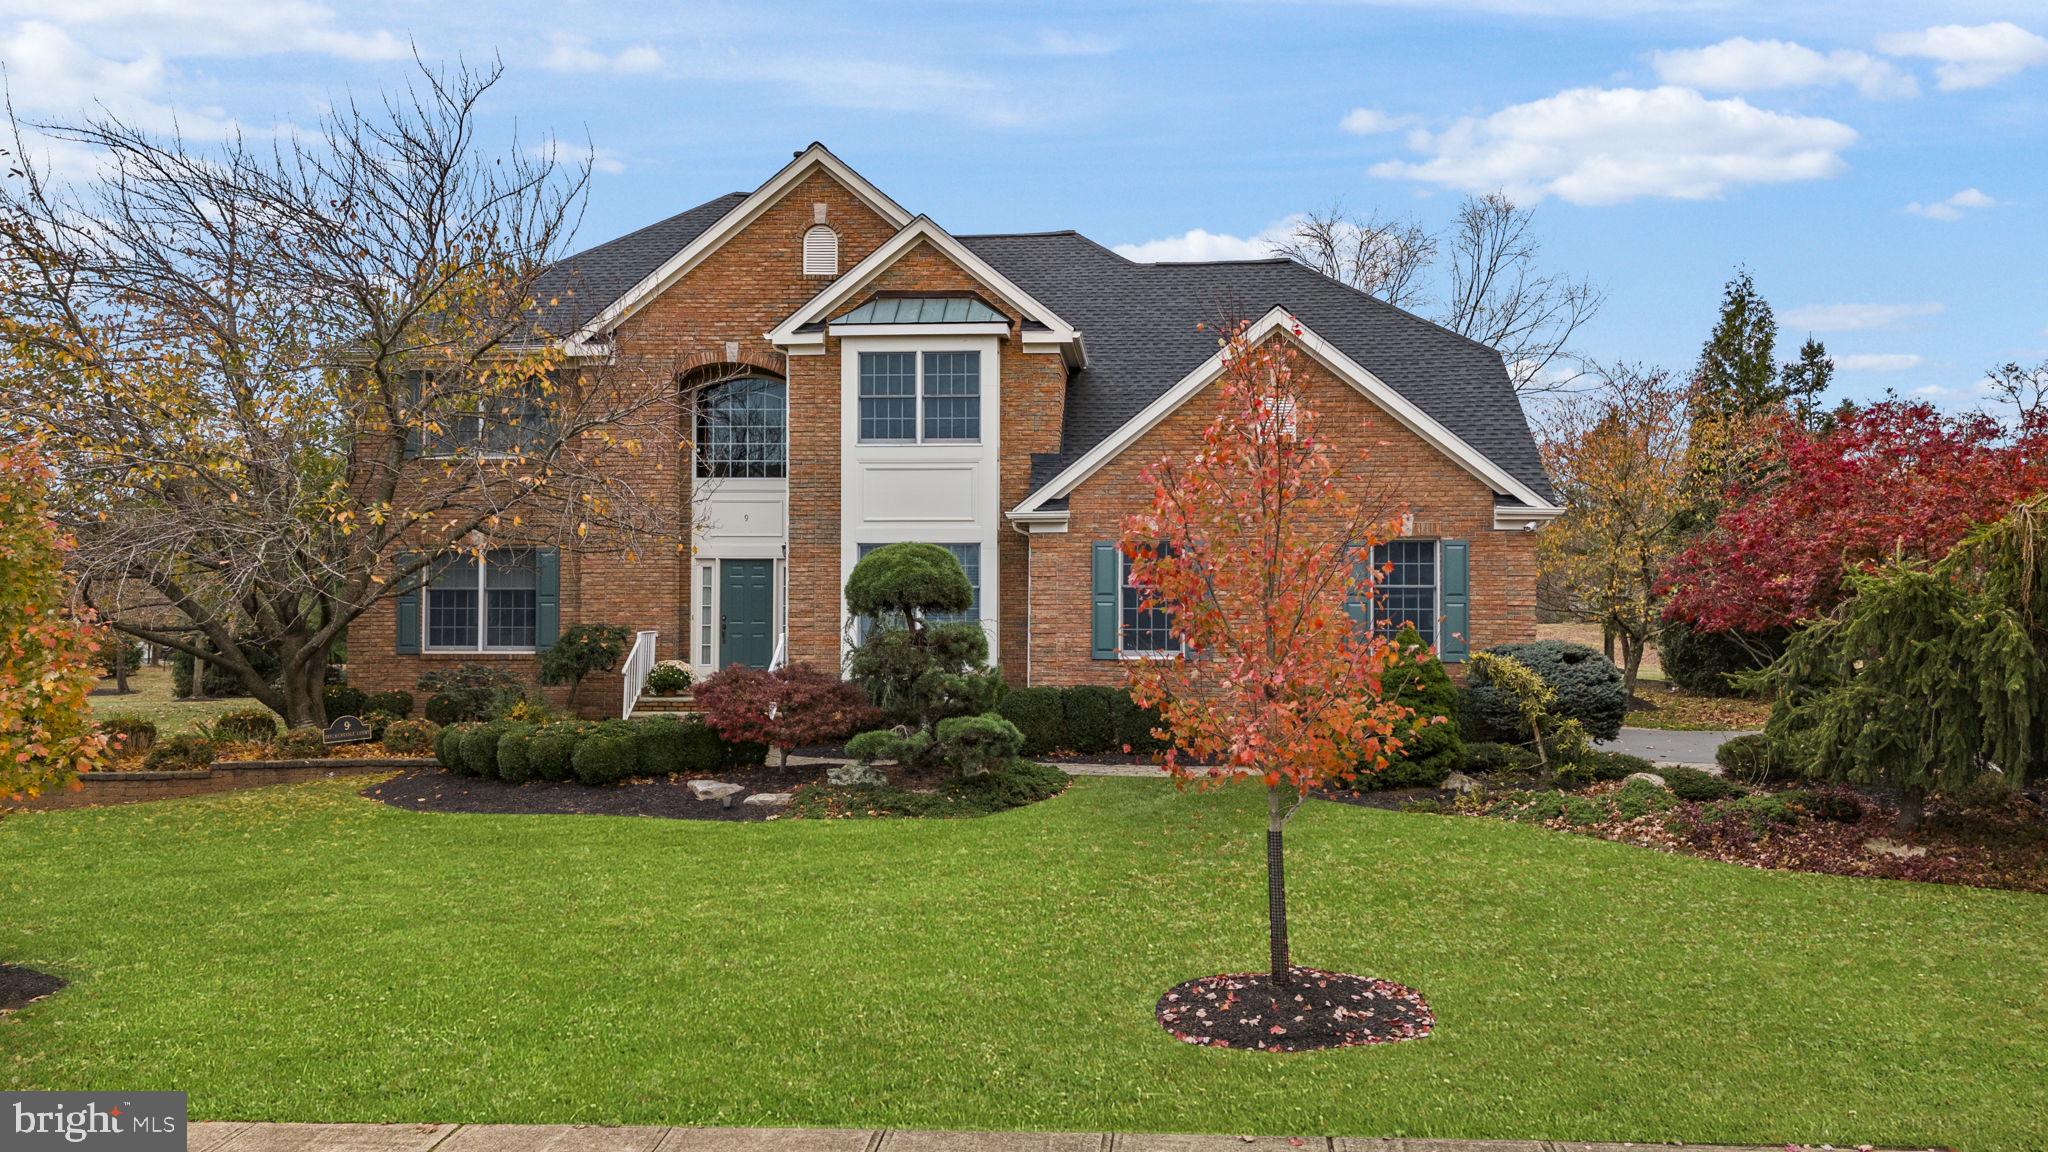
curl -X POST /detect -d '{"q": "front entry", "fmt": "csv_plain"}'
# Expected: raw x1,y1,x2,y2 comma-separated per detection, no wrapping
719,559,775,669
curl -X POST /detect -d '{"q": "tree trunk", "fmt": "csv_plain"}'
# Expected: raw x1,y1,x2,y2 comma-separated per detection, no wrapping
276,642,328,729
1619,635,1644,700
1894,786,1925,837
112,640,130,694
1266,784,1292,986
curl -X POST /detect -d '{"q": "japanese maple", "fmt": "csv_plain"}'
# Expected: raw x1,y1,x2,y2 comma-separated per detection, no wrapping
695,662,881,768
1124,318,1421,986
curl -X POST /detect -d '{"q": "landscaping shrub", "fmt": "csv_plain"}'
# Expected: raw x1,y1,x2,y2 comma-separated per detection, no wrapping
1061,685,1121,755
645,661,692,695
935,712,1024,777
1114,693,1168,754
996,686,1064,757
1778,789,1864,823
1465,741,1538,775
322,684,369,719
460,720,514,779
844,544,1001,749
572,729,639,785
792,758,1067,819
1661,764,1745,802
360,710,400,742
527,722,588,782
496,724,538,784
1556,749,1658,788
364,690,414,718
1359,753,1456,790
695,662,878,766
631,714,695,776
1716,733,1804,785
214,707,280,745
381,718,438,756
1466,640,1628,742
96,713,158,758
276,727,325,758
144,733,216,771
418,663,524,724
1379,624,1465,785
434,723,470,772
1612,777,1677,820
1659,620,1783,697
536,623,631,691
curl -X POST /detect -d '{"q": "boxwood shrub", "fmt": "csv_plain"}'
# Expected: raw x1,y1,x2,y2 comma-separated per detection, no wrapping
322,684,369,720
1465,640,1628,742
528,722,588,782
460,720,514,779
1716,732,1804,784
496,724,539,784
1114,695,1168,754
381,718,439,756
573,729,639,785
996,687,1063,757
1061,685,1121,755
434,723,471,773
276,727,326,759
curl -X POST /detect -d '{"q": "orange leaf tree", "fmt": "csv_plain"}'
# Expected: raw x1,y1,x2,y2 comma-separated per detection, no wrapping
0,443,108,812
1123,318,1420,986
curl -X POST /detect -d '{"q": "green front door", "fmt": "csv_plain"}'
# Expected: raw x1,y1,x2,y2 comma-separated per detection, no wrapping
719,559,774,670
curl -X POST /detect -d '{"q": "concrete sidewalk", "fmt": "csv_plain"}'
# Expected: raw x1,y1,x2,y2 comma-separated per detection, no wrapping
1598,727,1754,769
186,1122,1929,1151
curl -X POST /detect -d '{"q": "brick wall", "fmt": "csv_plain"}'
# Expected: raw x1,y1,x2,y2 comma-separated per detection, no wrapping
1024,347,1538,687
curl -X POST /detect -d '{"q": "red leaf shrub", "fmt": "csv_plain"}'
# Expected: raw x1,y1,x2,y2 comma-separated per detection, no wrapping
693,663,881,766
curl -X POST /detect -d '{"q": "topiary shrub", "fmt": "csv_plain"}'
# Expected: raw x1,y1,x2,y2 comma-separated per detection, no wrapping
1466,640,1628,743
844,544,1001,758
528,722,589,782
96,713,158,759
460,720,513,779
382,718,439,756
322,684,369,720
572,729,639,785
1661,763,1745,802
214,707,280,745
496,724,539,784
276,727,325,759
1114,693,1168,755
996,687,1063,757
364,690,414,718
1659,620,1785,697
418,663,525,724
144,733,216,771
1061,685,1121,755
935,712,1024,777
435,723,471,773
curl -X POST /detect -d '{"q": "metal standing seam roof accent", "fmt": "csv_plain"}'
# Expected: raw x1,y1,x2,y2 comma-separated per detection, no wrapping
833,296,1008,325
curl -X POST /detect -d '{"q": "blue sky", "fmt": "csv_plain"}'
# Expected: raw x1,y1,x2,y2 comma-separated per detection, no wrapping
3,0,2043,410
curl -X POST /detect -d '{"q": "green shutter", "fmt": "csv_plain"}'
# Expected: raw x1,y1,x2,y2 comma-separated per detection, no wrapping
1091,542,1119,660
1440,539,1470,662
535,548,561,651
394,552,421,654
1344,546,1371,630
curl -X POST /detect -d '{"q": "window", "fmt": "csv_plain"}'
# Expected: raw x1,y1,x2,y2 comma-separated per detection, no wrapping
409,372,556,458
854,542,979,638
1370,540,1438,647
857,350,981,443
425,549,539,651
697,565,714,665
803,225,838,276
1121,546,1179,654
696,375,786,478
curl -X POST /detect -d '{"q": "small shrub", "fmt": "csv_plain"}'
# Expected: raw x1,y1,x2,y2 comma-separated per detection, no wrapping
460,720,514,779
1661,764,1745,802
435,723,471,772
382,718,439,756
276,727,326,759
645,661,693,695
997,687,1064,757
1466,640,1628,742
1658,620,1783,697
1612,777,1677,820
1114,693,1168,754
1061,685,1121,755
1560,795,1604,826
847,727,916,764
528,722,589,782
214,707,280,745
96,713,158,758
496,724,539,784
631,714,694,776
1585,750,1656,780
417,663,525,724
1465,741,1538,775
144,733,216,772
1716,733,1802,785
935,712,1024,777
572,730,639,785
364,690,415,718
322,684,369,719
537,623,632,690
360,710,401,742
1508,791,1570,824
694,662,878,765
1551,758,1599,789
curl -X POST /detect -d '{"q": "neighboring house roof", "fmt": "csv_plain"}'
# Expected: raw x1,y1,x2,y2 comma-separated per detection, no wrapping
958,230,1556,505
532,191,748,335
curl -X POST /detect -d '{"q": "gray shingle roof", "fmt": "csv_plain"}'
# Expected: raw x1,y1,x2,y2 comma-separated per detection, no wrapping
531,192,749,336
958,231,1556,505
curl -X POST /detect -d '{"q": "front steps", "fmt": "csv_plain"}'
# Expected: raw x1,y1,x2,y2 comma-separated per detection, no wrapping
630,694,700,716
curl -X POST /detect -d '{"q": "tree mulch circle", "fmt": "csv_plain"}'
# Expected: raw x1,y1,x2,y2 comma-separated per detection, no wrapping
0,963,67,1012
1156,966,1433,1052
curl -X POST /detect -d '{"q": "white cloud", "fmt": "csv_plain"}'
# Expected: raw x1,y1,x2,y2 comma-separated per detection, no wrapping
1906,187,1998,220
687,54,1029,128
530,140,625,176
0,20,232,138
1367,86,1857,205
1339,107,1418,134
0,0,404,61
1780,301,1943,332
1031,31,1116,56
1839,353,1925,372
1651,38,1916,99
1112,220,1295,263
541,36,664,75
1878,22,2048,90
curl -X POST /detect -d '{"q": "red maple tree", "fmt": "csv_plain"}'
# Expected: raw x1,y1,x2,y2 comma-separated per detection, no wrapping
1124,317,1422,986
1662,400,2048,633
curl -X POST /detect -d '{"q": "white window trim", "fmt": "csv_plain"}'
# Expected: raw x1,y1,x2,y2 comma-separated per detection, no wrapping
856,349,983,445
424,550,539,654
1117,550,1184,658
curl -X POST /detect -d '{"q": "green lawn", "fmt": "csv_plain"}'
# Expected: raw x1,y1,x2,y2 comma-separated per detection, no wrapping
86,665,251,737
3,777,2044,1149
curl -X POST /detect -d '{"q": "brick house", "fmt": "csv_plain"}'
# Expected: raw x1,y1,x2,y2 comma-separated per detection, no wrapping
348,143,1560,708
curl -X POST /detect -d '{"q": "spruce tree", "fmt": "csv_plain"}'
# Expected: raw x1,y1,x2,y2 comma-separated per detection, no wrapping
1696,269,1780,418
1779,336,1835,426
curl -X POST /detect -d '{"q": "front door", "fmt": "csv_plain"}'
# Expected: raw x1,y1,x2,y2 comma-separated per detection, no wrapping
719,559,774,669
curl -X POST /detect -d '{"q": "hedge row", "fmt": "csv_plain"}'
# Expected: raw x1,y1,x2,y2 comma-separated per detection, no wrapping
995,684,1166,758
435,715,766,786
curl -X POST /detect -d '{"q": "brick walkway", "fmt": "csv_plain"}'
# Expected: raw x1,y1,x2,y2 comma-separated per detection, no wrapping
187,1123,1930,1151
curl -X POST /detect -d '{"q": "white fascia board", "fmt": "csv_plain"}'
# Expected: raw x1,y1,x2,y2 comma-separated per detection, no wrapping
1008,306,1561,517
825,321,1011,338
567,144,913,345
766,216,1079,350
1493,503,1566,531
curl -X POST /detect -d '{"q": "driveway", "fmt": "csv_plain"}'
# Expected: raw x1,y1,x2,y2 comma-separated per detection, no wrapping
1599,727,1751,769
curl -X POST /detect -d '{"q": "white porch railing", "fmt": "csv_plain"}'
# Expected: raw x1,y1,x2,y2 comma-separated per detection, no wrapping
621,629,658,719
768,630,788,671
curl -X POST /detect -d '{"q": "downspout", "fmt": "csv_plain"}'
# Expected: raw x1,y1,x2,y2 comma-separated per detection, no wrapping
1011,519,1035,686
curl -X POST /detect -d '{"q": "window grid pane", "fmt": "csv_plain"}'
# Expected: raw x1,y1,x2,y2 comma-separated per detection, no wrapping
1372,540,1437,648
426,556,479,649
484,550,538,649
697,376,787,478
858,352,917,441
921,351,980,441
1121,549,1177,653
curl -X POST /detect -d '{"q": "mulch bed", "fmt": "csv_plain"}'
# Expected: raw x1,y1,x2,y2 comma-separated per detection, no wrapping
361,765,829,821
1316,784,1460,812
0,964,67,1012
1156,966,1434,1052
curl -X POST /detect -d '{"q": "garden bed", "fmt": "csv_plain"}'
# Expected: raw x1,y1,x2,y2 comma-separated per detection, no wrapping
0,963,66,1012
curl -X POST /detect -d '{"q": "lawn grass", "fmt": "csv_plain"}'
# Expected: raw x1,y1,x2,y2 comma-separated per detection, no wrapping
3,777,2044,1149
86,665,252,737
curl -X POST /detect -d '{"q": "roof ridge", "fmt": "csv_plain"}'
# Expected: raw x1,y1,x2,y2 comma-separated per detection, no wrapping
557,191,749,264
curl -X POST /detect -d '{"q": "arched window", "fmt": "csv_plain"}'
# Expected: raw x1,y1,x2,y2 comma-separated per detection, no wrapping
802,225,838,276
696,375,786,479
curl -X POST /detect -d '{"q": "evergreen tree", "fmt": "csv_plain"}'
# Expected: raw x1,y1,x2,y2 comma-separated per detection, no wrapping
1779,336,1835,426
1695,269,1780,418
